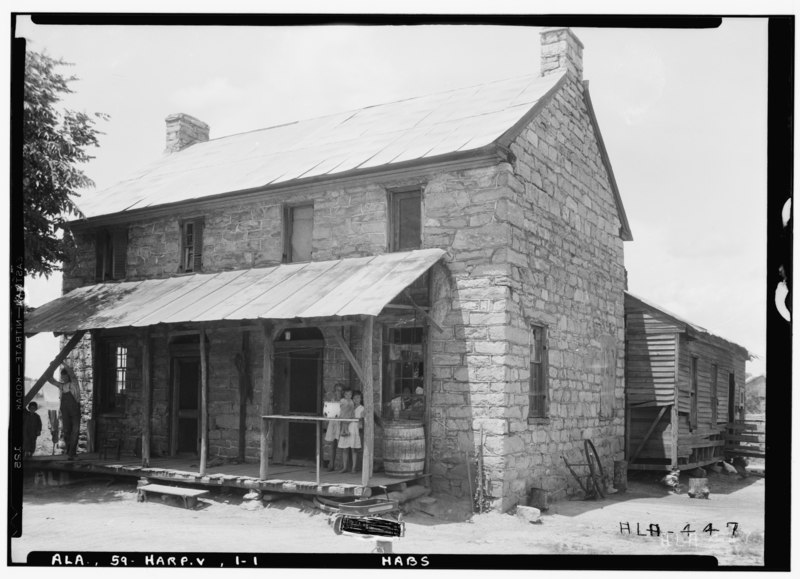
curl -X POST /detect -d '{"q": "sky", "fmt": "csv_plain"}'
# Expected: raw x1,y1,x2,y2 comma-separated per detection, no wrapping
14,14,771,379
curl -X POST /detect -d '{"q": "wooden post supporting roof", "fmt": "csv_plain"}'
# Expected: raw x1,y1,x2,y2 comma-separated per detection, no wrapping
24,330,86,407
361,315,375,486
199,326,209,475
141,328,152,468
260,321,275,480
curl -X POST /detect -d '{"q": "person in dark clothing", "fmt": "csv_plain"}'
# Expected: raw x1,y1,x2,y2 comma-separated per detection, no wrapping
48,365,81,460
23,401,42,458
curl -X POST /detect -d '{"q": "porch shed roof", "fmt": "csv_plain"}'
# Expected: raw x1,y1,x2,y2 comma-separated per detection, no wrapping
24,248,445,335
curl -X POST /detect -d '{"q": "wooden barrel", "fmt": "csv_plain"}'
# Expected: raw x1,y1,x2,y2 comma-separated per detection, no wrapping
383,421,425,477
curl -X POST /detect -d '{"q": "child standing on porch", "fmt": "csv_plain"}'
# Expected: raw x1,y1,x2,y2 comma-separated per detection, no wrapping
337,386,355,473
324,383,344,471
350,391,364,473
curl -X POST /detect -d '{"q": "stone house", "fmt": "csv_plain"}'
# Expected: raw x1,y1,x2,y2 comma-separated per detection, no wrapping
25,27,631,510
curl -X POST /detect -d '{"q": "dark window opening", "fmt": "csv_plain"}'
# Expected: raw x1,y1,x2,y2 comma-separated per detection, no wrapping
181,218,204,273
390,189,421,251
690,356,699,430
95,228,128,282
529,325,548,419
711,364,719,424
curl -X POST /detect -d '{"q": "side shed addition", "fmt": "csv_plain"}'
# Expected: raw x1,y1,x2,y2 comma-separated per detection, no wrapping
624,292,749,471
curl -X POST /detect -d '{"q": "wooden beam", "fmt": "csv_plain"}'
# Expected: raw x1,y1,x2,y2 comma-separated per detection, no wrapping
331,330,368,386
361,316,375,486
238,331,250,462
629,405,668,464
141,328,152,468
24,330,86,407
402,289,443,333
260,321,275,480
423,323,433,479
199,326,209,475
671,332,681,469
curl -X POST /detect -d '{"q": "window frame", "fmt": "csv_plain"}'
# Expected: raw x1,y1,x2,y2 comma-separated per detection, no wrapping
180,217,204,273
388,187,422,252
283,203,314,263
95,227,128,282
96,339,130,415
528,324,549,422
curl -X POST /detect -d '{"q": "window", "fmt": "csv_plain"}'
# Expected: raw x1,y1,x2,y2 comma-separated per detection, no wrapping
95,228,128,282
390,189,421,251
284,204,314,263
180,218,204,273
529,325,548,419
710,364,719,424
382,326,424,420
98,341,129,413
690,357,699,430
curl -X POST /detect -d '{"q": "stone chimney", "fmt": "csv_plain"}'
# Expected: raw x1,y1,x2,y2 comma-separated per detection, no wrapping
540,27,584,80
165,113,210,153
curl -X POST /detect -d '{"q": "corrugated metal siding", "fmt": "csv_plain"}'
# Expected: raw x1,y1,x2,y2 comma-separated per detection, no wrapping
77,74,564,219
25,248,445,334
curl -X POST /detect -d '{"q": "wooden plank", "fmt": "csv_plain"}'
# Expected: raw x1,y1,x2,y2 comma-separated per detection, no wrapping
199,327,208,476
629,405,668,463
331,331,368,386
141,328,152,468
260,321,275,480
361,316,375,486
23,330,87,406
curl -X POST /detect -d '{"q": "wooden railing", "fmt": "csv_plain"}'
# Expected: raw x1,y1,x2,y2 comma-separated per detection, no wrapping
724,420,765,459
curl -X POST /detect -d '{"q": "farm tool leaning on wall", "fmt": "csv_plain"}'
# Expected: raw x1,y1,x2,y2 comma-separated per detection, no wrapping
562,439,606,500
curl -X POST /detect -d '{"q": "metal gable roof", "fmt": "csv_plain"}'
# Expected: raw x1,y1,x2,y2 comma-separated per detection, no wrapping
24,249,446,335
77,73,566,219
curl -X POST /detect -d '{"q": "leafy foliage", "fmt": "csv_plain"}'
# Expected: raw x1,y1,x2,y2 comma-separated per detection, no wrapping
23,50,107,277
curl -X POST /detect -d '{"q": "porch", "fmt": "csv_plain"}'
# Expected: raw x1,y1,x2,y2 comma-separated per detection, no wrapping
24,453,427,498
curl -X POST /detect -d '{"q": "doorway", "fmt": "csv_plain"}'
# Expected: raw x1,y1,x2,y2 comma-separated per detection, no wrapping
172,356,200,455
728,372,736,423
274,328,323,463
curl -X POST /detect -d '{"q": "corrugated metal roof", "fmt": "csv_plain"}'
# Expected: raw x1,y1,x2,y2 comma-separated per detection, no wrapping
77,74,565,219
24,248,445,335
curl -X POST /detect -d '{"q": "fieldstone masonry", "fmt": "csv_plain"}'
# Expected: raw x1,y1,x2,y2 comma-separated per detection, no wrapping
60,27,626,511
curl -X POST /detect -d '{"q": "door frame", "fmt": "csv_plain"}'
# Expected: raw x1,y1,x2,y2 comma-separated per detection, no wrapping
169,351,201,456
275,338,323,463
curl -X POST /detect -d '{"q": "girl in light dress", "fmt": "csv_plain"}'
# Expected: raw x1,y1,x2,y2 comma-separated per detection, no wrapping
336,386,356,473
351,391,364,472
324,383,344,471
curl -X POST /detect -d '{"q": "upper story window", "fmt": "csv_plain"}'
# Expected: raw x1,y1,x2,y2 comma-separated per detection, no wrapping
529,324,549,420
389,189,421,252
180,218,204,273
95,228,128,282
284,204,313,263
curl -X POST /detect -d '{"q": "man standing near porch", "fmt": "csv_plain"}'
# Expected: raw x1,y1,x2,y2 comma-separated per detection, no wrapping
47,365,81,460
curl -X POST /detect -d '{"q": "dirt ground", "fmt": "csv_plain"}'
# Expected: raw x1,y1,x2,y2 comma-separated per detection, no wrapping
10,467,765,568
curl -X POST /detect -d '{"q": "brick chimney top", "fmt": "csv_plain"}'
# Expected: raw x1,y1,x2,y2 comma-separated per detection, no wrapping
165,113,210,153
540,27,584,80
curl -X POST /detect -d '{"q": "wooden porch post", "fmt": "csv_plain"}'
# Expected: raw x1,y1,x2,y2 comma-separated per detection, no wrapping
671,332,681,470
361,316,374,486
260,321,275,480
141,328,152,468
199,326,209,475
23,330,86,407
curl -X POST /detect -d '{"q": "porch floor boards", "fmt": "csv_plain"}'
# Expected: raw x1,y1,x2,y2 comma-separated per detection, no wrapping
25,454,424,498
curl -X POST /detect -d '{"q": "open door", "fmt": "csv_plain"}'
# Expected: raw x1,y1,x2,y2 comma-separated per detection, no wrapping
273,328,323,464
172,356,200,455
